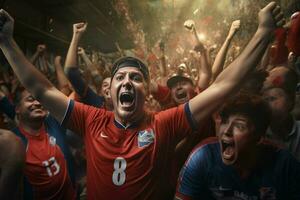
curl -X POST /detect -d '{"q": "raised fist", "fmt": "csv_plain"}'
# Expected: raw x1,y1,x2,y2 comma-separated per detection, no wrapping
77,47,85,55
228,20,240,38
36,44,46,53
258,2,285,32
73,22,88,35
184,20,195,31
0,9,14,42
208,44,217,53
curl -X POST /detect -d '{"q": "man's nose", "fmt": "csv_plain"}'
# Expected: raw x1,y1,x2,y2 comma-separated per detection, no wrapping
224,122,233,136
122,74,132,90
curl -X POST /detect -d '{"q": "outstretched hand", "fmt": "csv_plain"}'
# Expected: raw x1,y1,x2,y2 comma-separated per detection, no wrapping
0,9,14,43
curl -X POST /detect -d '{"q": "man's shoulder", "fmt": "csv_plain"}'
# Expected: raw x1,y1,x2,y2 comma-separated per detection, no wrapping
186,137,220,165
259,139,299,168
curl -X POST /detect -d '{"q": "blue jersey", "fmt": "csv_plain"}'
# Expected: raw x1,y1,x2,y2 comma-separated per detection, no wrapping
176,138,300,200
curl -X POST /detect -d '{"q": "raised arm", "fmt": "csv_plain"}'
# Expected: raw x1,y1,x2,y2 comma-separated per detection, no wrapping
65,22,87,68
54,55,72,95
158,41,167,78
0,9,69,123
194,45,212,91
189,2,284,124
0,129,25,200
211,20,240,80
30,44,46,64
78,47,103,85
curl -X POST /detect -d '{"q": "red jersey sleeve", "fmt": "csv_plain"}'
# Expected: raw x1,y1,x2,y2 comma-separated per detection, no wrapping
287,14,300,56
270,28,288,65
154,103,198,145
152,84,173,107
62,100,107,136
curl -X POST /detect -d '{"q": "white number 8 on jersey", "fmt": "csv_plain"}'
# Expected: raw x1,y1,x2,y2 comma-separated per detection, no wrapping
112,157,127,186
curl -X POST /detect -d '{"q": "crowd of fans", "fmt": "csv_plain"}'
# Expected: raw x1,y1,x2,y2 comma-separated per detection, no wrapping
0,1,299,200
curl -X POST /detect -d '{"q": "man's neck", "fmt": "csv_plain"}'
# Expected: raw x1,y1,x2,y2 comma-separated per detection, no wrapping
19,118,44,135
234,147,259,179
115,112,145,129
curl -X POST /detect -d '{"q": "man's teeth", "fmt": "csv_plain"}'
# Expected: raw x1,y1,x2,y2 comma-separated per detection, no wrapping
222,140,235,158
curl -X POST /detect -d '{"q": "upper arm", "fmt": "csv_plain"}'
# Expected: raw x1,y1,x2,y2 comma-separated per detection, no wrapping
189,83,227,126
156,104,197,145
0,129,25,200
62,100,106,137
41,87,70,123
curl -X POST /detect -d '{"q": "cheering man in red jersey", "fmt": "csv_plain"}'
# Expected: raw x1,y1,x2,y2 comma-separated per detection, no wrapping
0,2,284,199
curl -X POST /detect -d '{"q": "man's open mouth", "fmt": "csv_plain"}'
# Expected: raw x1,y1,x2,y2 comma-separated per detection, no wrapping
221,139,235,161
175,90,187,100
119,92,135,107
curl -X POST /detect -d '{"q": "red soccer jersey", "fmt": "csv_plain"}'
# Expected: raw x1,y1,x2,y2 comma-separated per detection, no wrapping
287,12,300,56
19,125,76,200
65,100,196,200
152,84,175,109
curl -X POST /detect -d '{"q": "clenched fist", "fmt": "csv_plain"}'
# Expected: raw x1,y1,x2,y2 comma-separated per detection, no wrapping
228,20,240,39
73,22,88,36
184,19,195,31
0,9,14,43
258,2,285,32
36,44,46,53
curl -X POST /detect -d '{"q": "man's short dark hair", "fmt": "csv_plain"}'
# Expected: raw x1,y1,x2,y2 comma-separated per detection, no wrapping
13,86,26,106
111,56,149,82
220,93,272,136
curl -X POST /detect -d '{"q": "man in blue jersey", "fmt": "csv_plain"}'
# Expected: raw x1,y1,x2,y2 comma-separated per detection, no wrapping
175,93,300,200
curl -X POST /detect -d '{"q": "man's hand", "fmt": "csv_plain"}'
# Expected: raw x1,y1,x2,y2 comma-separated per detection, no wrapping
258,2,285,32
0,9,14,43
184,19,195,31
36,44,46,54
228,20,240,39
208,44,217,53
73,22,87,36
77,47,85,55
54,55,62,65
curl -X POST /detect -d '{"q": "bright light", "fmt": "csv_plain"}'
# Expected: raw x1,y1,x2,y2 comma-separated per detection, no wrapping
198,33,206,41
193,9,199,15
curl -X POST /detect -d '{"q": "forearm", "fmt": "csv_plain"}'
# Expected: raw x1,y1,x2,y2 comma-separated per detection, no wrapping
214,28,271,90
30,51,40,64
65,34,80,67
189,28,271,124
1,39,53,93
159,56,167,77
0,38,68,122
54,60,71,95
211,37,232,80
81,52,93,67
259,44,271,69
198,50,212,90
